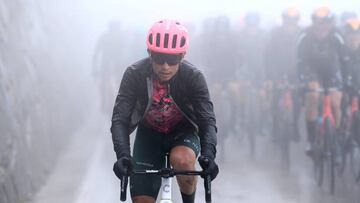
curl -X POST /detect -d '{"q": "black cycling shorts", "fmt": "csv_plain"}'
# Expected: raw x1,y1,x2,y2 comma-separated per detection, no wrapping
313,69,342,89
130,124,200,199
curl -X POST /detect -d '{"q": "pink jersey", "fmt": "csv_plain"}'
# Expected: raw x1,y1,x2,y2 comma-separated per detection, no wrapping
143,79,184,134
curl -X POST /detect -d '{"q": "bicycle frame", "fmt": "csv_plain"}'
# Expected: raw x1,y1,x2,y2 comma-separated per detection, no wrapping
322,93,335,127
342,89,360,182
312,87,339,194
160,173,172,203
350,95,359,120
275,83,296,171
161,152,174,203
308,88,338,134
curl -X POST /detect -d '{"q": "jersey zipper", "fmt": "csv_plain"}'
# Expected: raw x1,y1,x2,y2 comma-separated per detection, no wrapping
139,77,153,123
167,83,199,132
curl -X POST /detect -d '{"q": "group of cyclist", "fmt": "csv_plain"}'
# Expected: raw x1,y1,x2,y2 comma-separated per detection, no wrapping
193,7,360,159
109,6,360,203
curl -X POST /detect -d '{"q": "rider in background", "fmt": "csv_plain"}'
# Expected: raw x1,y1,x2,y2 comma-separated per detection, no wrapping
339,11,358,32
342,18,360,113
237,12,269,136
200,16,239,144
111,19,219,203
204,15,238,85
297,7,347,155
238,12,266,87
265,7,302,142
93,20,125,114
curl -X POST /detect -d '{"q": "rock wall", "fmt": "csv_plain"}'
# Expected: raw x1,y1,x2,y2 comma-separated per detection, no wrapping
0,1,90,202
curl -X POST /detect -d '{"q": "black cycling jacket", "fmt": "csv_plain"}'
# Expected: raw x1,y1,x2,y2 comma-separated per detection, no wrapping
111,57,217,159
297,28,347,84
343,47,360,88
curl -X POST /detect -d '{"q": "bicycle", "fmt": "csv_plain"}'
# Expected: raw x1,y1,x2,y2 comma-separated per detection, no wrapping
272,81,297,173
119,153,212,203
339,87,360,183
243,83,262,159
309,87,341,194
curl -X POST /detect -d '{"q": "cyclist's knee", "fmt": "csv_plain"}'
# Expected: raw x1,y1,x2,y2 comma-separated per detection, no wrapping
170,146,196,170
330,91,342,109
305,94,319,120
307,81,320,90
132,196,156,203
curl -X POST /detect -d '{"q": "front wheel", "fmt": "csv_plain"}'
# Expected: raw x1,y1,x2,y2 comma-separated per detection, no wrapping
349,140,360,182
324,118,336,195
279,111,292,173
351,112,360,182
313,120,325,187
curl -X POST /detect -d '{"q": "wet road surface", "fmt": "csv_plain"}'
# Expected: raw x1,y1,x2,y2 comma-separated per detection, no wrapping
29,106,360,203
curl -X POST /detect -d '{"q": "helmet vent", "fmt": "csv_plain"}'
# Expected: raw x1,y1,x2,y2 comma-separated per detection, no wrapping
156,33,161,47
164,33,169,48
148,34,153,45
172,35,178,48
180,37,186,47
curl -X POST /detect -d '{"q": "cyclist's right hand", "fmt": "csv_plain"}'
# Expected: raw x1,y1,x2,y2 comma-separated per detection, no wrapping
113,155,134,179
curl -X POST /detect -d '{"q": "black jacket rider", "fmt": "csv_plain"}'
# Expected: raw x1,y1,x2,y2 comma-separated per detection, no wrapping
111,57,217,159
297,28,347,87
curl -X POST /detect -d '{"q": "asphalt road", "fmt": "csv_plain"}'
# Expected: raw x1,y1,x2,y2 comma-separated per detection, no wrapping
29,106,360,203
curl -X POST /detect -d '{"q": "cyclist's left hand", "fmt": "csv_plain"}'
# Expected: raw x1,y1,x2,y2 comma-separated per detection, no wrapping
198,156,219,181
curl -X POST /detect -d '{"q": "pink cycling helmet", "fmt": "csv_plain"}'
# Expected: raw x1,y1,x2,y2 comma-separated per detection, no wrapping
147,19,189,54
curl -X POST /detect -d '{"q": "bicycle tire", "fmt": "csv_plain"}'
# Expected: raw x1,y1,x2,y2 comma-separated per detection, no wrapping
351,112,360,182
337,113,350,176
325,117,336,195
349,141,360,182
248,130,256,159
279,110,292,172
313,119,324,187
246,89,258,159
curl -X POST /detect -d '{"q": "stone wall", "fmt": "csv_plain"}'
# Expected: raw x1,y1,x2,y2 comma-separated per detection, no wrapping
0,1,90,202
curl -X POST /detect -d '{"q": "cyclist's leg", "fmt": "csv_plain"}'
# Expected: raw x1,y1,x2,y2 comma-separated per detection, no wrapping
258,81,272,136
238,80,248,128
170,130,200,202
228,81,241,133
330,90,343,129
305,81,320,152
131,126,165,203
271,83,280,141
330,89,343,165
292,85,303,142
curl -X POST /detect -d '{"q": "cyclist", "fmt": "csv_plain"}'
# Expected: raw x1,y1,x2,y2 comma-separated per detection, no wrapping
340,11,358,32
297,7,347,155
237,12,269,138
198,16,239,159
111,20,219,203
238,12,266,85
342,18,360,113
265,7,302,142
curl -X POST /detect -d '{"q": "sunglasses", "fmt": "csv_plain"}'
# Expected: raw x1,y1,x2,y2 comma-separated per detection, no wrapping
151,52,183,66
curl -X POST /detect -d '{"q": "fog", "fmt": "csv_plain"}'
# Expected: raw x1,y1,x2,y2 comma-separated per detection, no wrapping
1,0,360,203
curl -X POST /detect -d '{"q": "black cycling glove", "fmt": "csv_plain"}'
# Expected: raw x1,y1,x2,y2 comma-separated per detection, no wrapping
113,154,134,179
198,144,219,181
